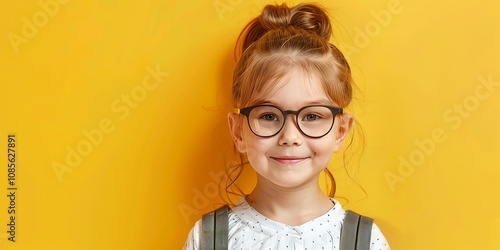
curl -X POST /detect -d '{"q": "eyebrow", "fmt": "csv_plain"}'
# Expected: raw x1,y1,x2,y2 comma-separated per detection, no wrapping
251,99,338,110
258,99,334,107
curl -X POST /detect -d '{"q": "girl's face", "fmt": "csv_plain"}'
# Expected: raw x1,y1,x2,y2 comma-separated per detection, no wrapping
229,68,353,190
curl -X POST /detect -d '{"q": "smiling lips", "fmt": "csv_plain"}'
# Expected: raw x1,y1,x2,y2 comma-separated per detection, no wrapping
271,156,309,164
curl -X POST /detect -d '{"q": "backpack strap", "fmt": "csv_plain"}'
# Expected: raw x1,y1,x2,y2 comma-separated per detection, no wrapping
340,210,374,250
200,205,229,250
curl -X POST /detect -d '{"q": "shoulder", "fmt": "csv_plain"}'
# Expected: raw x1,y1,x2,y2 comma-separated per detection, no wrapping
340,200,390,249
344,208,390,250
183,200,245,250
183,219,201,250
369,222,391,249
183,203,234,250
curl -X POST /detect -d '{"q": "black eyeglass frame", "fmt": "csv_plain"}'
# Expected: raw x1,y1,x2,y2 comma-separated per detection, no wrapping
237,104,343,138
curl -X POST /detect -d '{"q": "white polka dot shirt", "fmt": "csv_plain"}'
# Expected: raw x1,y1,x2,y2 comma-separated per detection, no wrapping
184,198,390,249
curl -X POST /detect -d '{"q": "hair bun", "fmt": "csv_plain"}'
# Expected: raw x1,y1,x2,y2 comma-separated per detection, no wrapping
259,3,332,40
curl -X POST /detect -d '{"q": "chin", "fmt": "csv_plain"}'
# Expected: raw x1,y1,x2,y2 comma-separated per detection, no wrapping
268,173,319,189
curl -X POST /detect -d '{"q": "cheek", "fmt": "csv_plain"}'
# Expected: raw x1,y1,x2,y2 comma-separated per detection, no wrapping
242,128,270,159
310,135,337,160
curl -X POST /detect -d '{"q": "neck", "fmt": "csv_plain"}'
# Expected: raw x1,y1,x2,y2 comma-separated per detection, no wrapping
247,174,334,226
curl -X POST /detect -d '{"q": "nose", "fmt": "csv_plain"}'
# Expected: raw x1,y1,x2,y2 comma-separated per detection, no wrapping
278,115,302,146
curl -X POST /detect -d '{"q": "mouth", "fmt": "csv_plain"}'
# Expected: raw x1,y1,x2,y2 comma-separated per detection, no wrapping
270,156,309,164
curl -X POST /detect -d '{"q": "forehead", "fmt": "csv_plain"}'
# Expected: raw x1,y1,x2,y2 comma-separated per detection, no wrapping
258,67,331,107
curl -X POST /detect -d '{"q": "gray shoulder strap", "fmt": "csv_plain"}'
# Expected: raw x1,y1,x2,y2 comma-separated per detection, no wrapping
214,205,229,248
340,210,374,250
200,205,229,250
200,209,215,250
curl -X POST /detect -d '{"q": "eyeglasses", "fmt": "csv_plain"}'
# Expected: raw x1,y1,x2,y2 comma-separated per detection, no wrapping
236,104,343,138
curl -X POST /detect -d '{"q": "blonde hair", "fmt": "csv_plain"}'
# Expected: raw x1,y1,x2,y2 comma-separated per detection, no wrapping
224,3,355,202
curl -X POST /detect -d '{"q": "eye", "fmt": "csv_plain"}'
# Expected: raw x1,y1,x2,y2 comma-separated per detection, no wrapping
259,113,279,121
303,113,321,121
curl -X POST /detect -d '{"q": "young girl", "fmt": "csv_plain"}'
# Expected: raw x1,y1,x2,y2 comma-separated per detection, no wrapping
184,2,390,249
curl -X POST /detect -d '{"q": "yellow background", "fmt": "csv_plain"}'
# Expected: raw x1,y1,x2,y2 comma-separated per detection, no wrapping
1,0,499,249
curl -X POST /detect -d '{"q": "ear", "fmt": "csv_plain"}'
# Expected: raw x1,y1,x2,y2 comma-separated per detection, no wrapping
333,114,354,152
227,113,247,153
